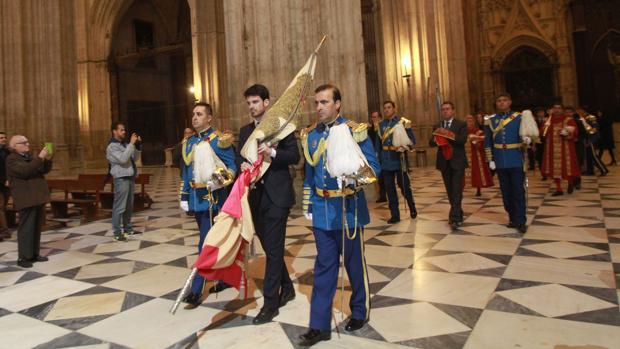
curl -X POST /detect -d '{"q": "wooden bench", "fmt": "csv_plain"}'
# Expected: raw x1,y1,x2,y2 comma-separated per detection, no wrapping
47,179,104,221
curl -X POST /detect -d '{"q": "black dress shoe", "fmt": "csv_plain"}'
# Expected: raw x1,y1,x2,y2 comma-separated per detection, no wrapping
567,184,574,194
450,222,459,230
517,224,527,234
208,281,231,293
551,191,564,196
387,217,400,224
375,198,387,203
183,293,201,308
410,211,418,219
345,318,367,331
298,329,331,347
17,259,33,268
252,307,279,325
31,256,48,262
279,288,296,308
506,222,516,228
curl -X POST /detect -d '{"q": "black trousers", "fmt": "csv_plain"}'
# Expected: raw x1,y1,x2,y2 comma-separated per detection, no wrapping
383,170,416,219
250,185,293,310
440,167,465,222
586,144,608,175
17,204,45,260
377,174,386,200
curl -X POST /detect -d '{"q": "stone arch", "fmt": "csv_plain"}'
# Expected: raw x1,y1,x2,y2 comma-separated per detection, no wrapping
89,0,135,60
493,34,558,68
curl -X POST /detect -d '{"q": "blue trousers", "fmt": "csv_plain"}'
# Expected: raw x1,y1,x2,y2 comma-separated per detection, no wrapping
310,227,370,331
383,170,416,219
496,168,526,225
191,209,217,295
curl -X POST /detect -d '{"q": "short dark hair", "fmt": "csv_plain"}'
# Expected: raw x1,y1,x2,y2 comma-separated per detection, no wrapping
441,101,455,109
495,92,512,100
314,84,341,103
193,101,213,116
243,84,270,100
111,121,124,132
383,100,396,108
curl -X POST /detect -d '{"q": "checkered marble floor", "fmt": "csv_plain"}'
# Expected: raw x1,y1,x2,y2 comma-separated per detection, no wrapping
1,166,619,349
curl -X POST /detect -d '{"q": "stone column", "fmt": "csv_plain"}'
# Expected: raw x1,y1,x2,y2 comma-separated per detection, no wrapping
378,0,470,162
187,0,231,130
0,0,82,174
223,0,369,133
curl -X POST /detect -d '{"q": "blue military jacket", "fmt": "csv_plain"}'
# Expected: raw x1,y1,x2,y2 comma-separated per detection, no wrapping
180,127,236,212
378,116,416,171
484,111,523,169
302,116,381,231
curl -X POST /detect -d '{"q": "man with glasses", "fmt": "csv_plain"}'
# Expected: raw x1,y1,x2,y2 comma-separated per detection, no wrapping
6,135,53,268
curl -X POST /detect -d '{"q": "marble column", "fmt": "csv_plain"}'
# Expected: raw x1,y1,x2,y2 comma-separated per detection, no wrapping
0,0,82,174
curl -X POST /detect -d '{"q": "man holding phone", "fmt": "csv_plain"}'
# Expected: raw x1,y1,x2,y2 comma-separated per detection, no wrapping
106,122,141,241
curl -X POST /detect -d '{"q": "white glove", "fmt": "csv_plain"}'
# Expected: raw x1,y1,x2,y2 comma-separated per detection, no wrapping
337,177,356,189
304,212,313,221
180,201,189,212
560,129,569,136
522,136,531,145
489,161,496,170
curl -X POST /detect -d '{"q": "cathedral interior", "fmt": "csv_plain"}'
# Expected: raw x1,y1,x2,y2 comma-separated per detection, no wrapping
0,0,619,348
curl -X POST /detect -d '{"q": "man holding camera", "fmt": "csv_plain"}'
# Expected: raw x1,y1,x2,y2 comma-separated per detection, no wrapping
106,122,141,242
6,135,53,268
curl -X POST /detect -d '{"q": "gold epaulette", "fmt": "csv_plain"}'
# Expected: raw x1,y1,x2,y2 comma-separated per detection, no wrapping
400,117,412,129
346,120,368,142
217,131,233,148
586,114,597,122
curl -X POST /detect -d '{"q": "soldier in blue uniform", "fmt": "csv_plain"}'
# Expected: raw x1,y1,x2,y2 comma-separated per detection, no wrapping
298,85,380,347
484,93,531,234
179,102,236,307
377,101,417,224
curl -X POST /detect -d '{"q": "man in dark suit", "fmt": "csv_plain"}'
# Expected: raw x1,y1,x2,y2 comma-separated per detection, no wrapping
237,84,300,324
6,135,53,268
429,102,468,229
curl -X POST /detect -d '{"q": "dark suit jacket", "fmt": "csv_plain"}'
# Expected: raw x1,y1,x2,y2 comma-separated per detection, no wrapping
6,152,52,210
429,119,469,171
237,122,300,209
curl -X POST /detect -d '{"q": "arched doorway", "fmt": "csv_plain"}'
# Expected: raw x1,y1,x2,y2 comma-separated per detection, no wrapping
502,47,556,110
109,0,193,165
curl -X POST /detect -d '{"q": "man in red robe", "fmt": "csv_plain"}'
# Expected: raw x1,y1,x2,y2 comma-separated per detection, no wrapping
465,115,494,196
541,103,580,195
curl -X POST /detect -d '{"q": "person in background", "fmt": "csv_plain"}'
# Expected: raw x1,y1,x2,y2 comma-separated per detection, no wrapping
0,131,11,241
6,135,53,268
172,127,195,177
465,115,494,197
106,122,141,242
368,111,386,203
597,110,617,166
540,102,580,196
533,108,547,179
429,102,468,229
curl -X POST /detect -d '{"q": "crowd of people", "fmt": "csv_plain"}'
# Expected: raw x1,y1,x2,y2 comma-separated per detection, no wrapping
0,81,617,347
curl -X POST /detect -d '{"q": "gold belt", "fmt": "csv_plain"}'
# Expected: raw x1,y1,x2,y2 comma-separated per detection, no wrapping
382,146,399,151
190,181,208,189
316,187,358,198
494,143,522,149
